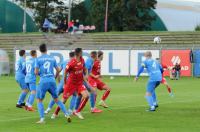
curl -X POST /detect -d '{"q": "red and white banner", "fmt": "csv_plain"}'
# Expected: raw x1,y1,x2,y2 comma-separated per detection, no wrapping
161,50,191,76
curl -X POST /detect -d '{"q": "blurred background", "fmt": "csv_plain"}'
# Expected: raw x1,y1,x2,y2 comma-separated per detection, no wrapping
0,0,200,77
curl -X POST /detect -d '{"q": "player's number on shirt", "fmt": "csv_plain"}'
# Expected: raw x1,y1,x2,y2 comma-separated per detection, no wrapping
26,64,32,73
44,61,50,73
152,62,157,69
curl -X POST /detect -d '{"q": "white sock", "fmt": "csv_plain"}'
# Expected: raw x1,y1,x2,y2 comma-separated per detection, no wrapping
40,118,45,122
151,106,155,109
46,108,51,111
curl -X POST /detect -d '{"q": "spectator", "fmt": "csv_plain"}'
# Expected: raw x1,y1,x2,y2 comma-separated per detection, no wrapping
74,19,80,29
68,20,74,33
63,20,68,32
57,20,68,33
57,20,64,32
170,67,176,80
42,18,51,32
174,63,181,80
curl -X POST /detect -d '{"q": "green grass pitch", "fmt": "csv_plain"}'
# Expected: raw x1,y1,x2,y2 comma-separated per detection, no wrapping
0,76,200,132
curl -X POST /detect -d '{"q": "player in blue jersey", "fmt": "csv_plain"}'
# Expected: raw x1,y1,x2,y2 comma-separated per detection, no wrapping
44,51,76,114
25,50,37,111
35,44,71,124
135,51,162,112
15,50,28,108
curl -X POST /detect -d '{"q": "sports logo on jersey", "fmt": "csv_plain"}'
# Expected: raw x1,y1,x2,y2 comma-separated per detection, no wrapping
171,56,181,65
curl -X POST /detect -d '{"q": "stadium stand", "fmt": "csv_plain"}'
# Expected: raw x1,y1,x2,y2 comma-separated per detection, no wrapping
1,32,200,72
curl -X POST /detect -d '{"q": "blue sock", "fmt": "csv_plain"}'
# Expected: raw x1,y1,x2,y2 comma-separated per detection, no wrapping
152,91,157,105
90,93,95,109
75,96,82,110
56,100,69,116
146,96,154,107
37,102,44,119
48,99,55,109
28,93,35,107
69,95,77,110
17,91,27,104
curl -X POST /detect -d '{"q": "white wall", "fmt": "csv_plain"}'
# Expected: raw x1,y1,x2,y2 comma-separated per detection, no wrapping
16,50,160,76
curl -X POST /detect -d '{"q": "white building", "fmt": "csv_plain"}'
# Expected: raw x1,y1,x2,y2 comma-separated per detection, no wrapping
155,0,200,31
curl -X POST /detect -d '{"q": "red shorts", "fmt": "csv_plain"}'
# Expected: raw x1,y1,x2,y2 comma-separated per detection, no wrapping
63,83,86,99
88,76,105,90
161,77,167,84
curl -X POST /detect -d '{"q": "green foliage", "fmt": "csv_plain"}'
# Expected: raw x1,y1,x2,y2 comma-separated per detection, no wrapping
195,25,200,31
25,0,68,27
72,0,157,32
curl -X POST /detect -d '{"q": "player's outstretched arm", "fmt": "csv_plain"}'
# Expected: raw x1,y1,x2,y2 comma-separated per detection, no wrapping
135,66,144,82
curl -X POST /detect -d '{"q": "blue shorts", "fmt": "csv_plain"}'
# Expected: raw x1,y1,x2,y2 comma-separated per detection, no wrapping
27,83,36,91
36,81,58,100
16,78,28,90
84,81,92,92
57,81,64,95
146,81,160,93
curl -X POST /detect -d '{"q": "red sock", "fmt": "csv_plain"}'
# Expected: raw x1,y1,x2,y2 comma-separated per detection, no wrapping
167,86,172,93
54,106,60,115
101,90,110,101
76,98,88,113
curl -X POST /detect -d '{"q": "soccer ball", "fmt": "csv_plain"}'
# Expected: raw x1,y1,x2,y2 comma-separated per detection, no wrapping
110,76,114,80
154,36,161,44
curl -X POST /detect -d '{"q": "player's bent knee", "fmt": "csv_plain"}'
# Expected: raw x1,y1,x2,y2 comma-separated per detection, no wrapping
37,99,42,102
91,87,96,93
146,92,152,96
23,89,29,93
104,85,111,91
31,90,36,94
82,91,89,99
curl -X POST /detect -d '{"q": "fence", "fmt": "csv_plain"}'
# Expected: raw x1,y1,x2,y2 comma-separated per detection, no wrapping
15,45,200,77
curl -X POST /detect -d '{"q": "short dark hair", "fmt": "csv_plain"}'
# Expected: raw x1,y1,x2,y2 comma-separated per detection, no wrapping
39,44,47,53
91,51,97,58
30,50,36,57
98,51,103,58
75,48,82,56
69,51,75,58
19,50,25,57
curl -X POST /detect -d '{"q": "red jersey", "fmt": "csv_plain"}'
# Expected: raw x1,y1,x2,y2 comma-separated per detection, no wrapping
91,60,101,76
65,57,85,85
162,64,167,69
162,64,168,77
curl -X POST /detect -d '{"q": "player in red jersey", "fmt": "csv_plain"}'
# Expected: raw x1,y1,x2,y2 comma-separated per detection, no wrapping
88,51,111,108
156,58,173,97
52,48,89,120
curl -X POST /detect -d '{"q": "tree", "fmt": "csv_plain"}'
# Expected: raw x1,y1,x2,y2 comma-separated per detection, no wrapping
71,1,89,25
72,0,157,31
20,0,68,28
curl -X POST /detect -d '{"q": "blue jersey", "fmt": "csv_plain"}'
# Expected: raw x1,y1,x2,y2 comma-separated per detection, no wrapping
35,54,58,83
85,57,94,73
15,57,26,79
142,59,162,82
60,60,69,83
25,57,36,83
